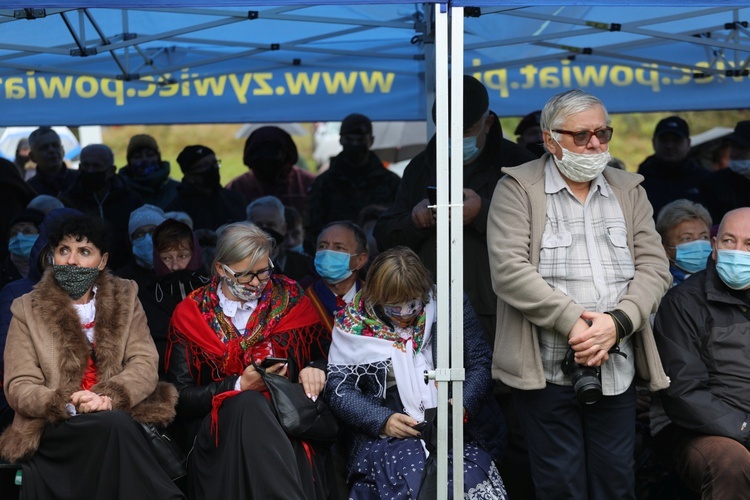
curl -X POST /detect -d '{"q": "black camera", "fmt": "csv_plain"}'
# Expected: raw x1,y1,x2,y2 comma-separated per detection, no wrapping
561,348,602,405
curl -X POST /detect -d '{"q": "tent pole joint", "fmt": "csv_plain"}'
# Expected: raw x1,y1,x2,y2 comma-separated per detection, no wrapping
14,8,46,20
425,368,465,383
70,48,97,57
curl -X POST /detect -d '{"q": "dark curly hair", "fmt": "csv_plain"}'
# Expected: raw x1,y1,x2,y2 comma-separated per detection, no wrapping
47,214,110,255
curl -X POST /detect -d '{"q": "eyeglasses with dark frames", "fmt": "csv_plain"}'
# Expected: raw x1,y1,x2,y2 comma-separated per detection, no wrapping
221,260,274,284
552,126,613,147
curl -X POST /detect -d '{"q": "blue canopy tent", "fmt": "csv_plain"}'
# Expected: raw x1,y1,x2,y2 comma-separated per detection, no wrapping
0,3,747,124
1,3,748,499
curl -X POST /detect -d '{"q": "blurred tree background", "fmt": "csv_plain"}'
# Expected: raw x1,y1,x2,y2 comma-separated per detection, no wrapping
101,109,750,185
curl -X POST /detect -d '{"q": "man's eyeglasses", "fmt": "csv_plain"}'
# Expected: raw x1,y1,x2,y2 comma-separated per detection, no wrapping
553,127,613,147
222,260,274,284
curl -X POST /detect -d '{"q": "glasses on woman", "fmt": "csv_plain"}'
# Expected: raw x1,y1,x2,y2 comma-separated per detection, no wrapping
553,126,613,146
222,260,274,284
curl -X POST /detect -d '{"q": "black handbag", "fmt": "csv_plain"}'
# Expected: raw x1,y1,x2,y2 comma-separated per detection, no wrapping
254,363,339,442
138,422,187,481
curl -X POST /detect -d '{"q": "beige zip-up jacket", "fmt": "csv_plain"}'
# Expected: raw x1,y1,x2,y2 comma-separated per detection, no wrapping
487,155,671,391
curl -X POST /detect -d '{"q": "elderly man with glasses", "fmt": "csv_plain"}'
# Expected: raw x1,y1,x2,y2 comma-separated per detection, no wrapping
487,89,672,500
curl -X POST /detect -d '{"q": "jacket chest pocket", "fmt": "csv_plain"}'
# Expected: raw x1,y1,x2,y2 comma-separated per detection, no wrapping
539,230,572,281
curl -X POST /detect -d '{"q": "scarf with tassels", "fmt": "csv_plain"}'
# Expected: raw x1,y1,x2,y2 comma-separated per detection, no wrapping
166,274,329,445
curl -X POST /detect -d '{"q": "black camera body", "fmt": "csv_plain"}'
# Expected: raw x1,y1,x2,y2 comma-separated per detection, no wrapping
561,348,602,405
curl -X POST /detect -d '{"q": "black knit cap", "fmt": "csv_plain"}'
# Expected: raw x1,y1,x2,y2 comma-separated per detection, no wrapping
340,113,372,136
176,145,215,173
9,208,44,234
514,110,542,136
431,75,490,130
727,120,750,149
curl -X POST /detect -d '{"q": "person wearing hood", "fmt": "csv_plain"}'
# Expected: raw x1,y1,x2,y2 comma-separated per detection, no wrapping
246,195,317,288
117,134,179,209
226,126,316,214
116,204,167,285
165,145,245,231
655,199,713,287
0,207,82,431
0,208,44,290
637,116,709,219
143,218,208,376
59,144,144,270
306,113,401,251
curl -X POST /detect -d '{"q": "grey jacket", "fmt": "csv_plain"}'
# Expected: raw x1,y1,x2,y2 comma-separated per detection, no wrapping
487,155,671,391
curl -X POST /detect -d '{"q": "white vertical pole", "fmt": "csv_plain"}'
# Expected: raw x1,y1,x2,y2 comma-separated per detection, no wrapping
449,6,465,499
433,5,450,500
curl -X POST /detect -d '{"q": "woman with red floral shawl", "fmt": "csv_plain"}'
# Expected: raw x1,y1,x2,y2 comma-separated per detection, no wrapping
166,222,331,499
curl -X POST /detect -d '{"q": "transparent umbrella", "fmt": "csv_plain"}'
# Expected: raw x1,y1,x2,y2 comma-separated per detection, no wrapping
0,126,81,162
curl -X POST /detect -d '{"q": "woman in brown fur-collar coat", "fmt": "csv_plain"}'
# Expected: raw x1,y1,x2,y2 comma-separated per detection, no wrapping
0,214,184,499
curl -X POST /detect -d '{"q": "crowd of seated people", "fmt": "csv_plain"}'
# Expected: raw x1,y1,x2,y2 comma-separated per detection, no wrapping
1,87,749,500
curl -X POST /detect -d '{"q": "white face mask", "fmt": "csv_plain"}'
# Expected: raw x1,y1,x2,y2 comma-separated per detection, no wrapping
552,135,610,183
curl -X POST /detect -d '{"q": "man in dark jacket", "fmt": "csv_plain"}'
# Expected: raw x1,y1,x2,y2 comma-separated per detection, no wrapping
373,75,536,343
701,120,750,224
117,134,179,209
306,113,401,247
653,207,750,498
166,145,246,231
26,126,78,196
59,144,143,271
638,116,708,219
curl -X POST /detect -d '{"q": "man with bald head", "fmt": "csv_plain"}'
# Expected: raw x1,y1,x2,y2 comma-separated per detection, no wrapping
653,207,750,497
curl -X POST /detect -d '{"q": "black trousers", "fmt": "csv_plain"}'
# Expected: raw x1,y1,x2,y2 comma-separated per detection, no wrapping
512,382,636,500
21,411,184,500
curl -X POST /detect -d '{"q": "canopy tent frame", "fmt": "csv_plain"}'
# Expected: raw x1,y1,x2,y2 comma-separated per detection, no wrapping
0,6,426,86
469,6,750,76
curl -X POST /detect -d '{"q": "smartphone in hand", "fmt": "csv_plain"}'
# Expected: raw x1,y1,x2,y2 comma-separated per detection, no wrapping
261,357,288,368
412,420,427,433
426,186,437,206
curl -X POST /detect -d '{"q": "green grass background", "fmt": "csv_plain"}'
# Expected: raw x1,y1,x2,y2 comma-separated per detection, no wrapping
102,109,750,185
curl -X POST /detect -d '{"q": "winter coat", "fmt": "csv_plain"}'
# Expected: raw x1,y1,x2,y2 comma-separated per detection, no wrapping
701,168,750,225
373,114,537,323
165,183,246,231
654,259,750,445
637,155,708,220
118,161,180,209
487,155,671,391
306,152,401,242
0,270,177,462
325,294,506,477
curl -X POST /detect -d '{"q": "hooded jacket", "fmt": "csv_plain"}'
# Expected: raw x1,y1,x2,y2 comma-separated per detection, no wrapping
0,270,177,462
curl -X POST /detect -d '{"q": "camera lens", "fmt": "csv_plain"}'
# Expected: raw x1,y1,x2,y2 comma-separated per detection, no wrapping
571,367,602,405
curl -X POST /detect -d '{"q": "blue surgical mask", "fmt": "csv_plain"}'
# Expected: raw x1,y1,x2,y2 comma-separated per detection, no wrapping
8,233,38,258
674,240,711,274
716,249,750,290
728,159,750,178
314,249,352,284
462,134,481,163
132,234,154,269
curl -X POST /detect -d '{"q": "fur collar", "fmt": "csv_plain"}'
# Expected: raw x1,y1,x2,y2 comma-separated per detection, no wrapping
32,269,136,389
